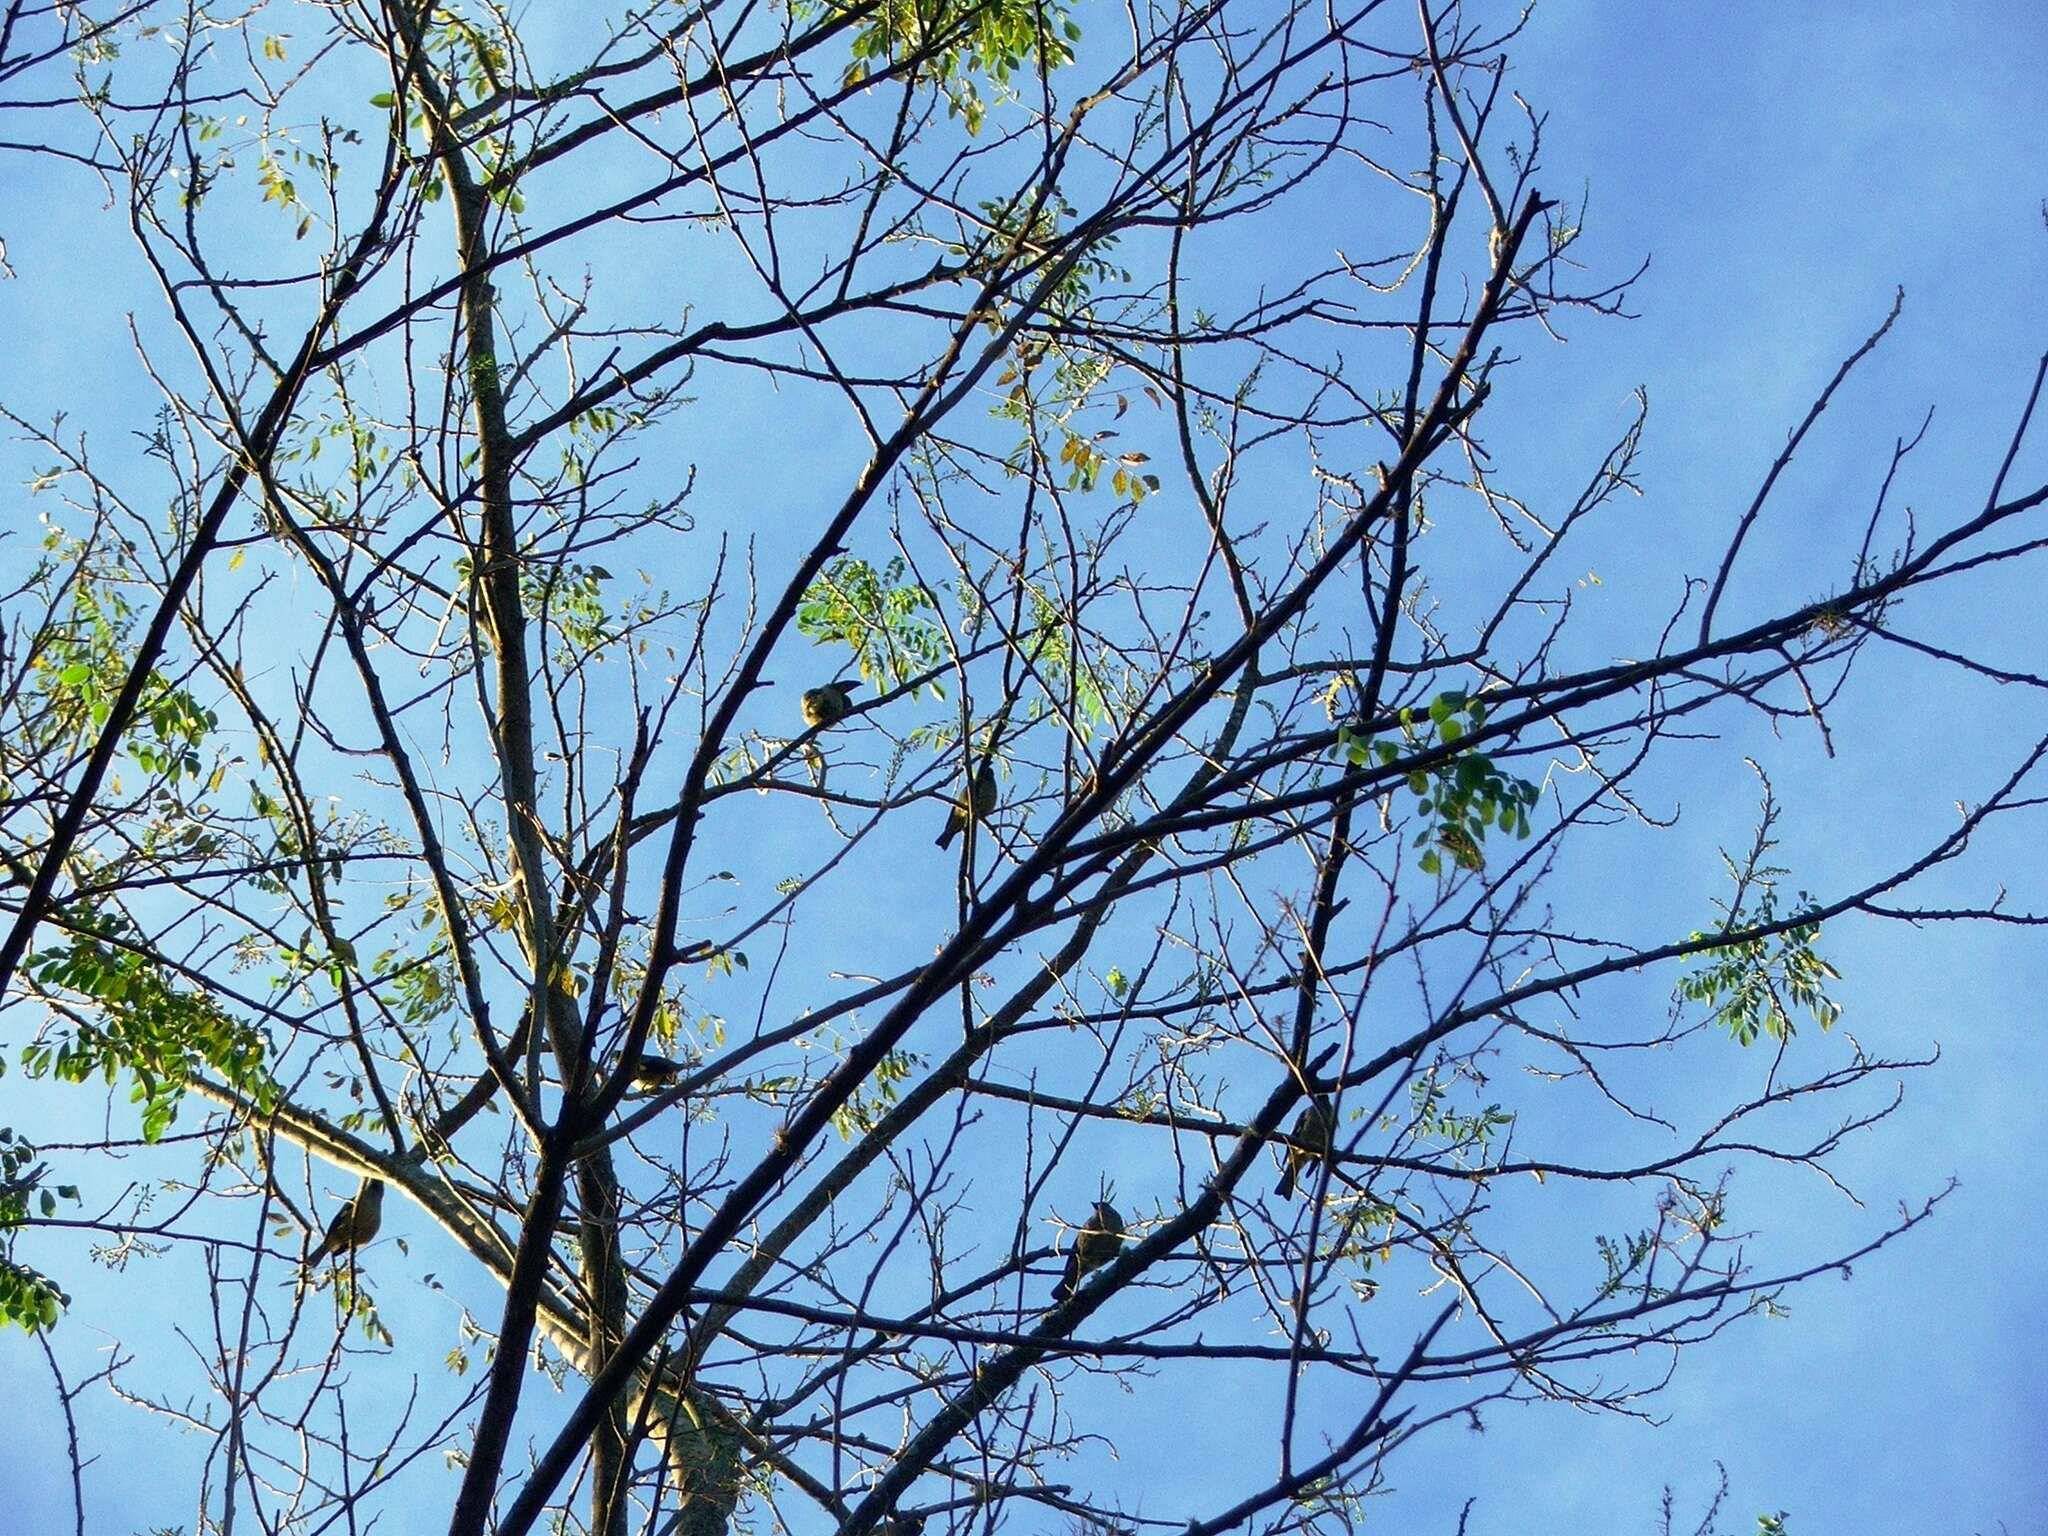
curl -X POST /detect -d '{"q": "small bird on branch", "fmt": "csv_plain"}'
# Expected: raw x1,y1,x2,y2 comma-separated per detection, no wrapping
628,1052,686,1092
1275,1096,1335,1200
303,1178,385,1272
936,762,997,849
1051,1200,1125,1305
800,680,861,729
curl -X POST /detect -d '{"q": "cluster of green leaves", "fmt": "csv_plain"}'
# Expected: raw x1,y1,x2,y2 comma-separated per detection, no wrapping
1677,888,1842,1047
70,21,121,64
797,556,948,694
381,952,460,1028
703,947,751,981
1320,1193,1401,1289
829,1048,924,1140
432,14,513,109
831,0,1079,134
0,1248,68,1332
322,1265,396,1347
523,561,616,660
243,787,327,900
1593,1224,1663,1304
963,195,1124,317
255,146,311,238
1341,690,1541,876
279,411,392,488
443,552,619,660
1022,589,1115,734
365,13,528,209
129,685,215,784
24,908,275,1141
1405,1069,1514,1160
28,548,220,789
0,1128,74,1331
967,197,1156,501
173,96,362,222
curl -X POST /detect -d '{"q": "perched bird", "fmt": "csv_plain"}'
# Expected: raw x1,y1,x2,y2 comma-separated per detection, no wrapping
1275,1096,1335,1200
305,1178,385,1269
935,762,998,849
1051,1200,1125,1305
800,680,862,729
629,1052,686,1092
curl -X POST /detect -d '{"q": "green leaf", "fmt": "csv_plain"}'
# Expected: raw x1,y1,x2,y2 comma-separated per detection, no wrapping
0,1256,69,1333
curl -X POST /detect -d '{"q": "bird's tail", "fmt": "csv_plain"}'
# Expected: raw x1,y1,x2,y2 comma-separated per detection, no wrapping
1050,1255,1079,1306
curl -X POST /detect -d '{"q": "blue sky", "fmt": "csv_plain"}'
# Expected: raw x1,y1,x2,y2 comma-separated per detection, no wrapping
1,2,2044,1533
1403,7,2048,1530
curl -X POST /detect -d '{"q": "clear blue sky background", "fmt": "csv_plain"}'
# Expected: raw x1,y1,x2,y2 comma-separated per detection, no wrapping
1,3,2044,1533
